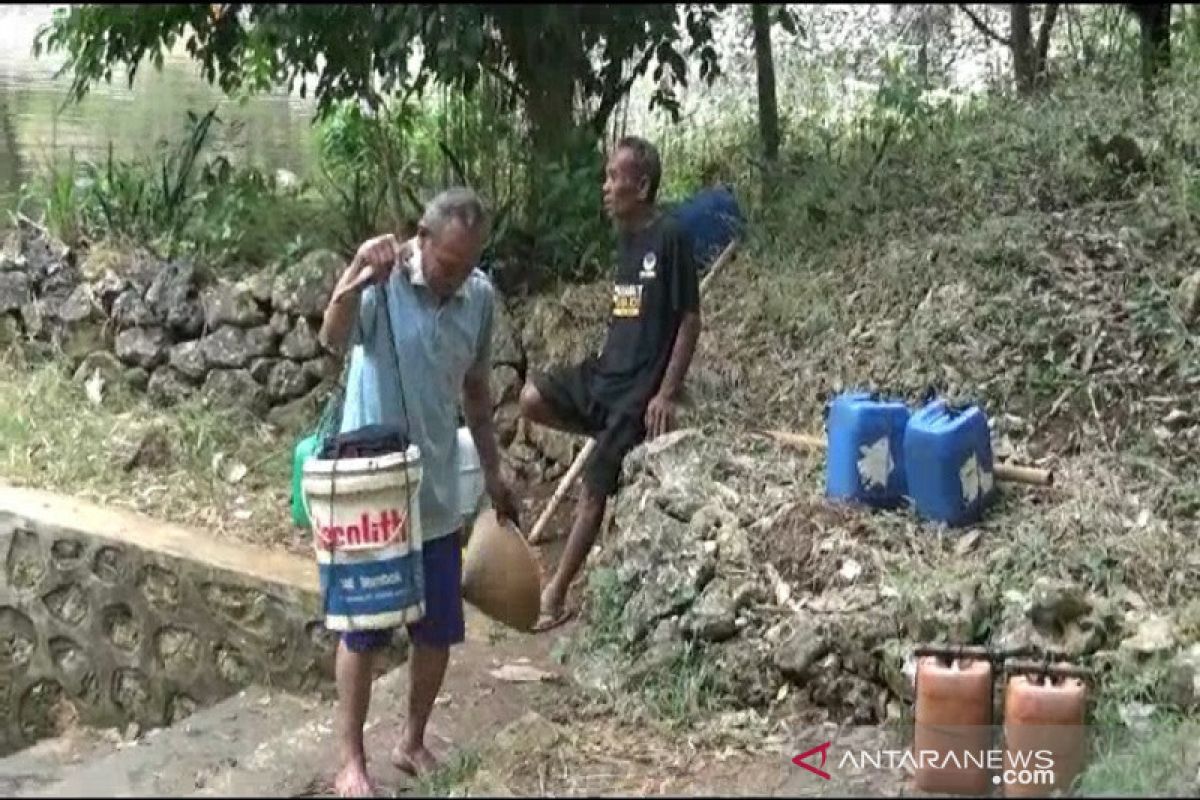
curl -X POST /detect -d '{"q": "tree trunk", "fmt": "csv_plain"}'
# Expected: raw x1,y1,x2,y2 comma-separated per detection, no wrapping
494,7,583,229
916,9,930,89
752,2,780,202
1010,4,1035,94
1129,4,1171,100
1034,4,1059,81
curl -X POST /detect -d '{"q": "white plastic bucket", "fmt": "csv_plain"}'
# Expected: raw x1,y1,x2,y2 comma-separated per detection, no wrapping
302,446,426,632
456,426,485,520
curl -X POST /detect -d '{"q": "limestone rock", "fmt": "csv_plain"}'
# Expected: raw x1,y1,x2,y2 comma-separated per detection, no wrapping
617,506,715,644
145,259,204,337
55,284,100,324
167,298,205,339
1175,271,1200,326
302,355,342,385
144,259,195,317
774,616,831,681
495,402,521,449
243,270,275,304
200,325,277,369
111,289,157,329
1167,644,1200,710
115,327,169,369
54,319,111,367
80,242,130,281
202,281,266,328
124,367,150,391
249,357,279,384
272,249,342,319
92,270,130,310
686,578,741,642
118,425,173,471
73,351,125,386
280,318,320,361
269,311,291,338
168,340,208,382
201,369,269,416
16,224,71,285
492,301,525,369
246,325,278,358
0,272,31,313
267,382,335,431
0,314,24,347
490,365,522,409
714,639,782,708
519,282,608,367
41,262,83,301
527,423,581,467
0,234,24,271
1120,615,1176,655
267,360,316,402
147,369,195,407
1029,578,1091,636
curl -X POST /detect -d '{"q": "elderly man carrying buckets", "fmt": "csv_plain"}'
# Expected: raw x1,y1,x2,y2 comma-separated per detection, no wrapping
317,187,520,797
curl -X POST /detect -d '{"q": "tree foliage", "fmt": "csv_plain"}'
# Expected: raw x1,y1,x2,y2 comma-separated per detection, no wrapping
35,4,726,145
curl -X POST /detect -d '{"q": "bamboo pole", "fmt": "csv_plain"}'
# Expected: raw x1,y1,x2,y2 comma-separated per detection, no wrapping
757,428,1055,487
526,237,741,545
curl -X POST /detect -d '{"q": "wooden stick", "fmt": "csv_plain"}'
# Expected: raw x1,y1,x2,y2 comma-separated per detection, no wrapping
527,438,594,544
526,237,741,545
757,428,1055,487
993,462,1054,487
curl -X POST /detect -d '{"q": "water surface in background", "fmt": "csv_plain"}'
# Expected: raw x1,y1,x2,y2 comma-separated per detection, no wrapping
0,4,320,213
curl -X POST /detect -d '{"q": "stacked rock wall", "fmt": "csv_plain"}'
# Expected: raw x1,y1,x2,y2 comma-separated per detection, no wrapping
1,222,618,483
1,224,344,430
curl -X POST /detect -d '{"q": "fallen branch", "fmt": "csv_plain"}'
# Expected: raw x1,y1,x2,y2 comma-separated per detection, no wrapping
758,429,1055,487
526,237,741,545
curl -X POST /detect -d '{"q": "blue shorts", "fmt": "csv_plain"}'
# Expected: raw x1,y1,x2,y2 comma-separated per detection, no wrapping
342,530,465,652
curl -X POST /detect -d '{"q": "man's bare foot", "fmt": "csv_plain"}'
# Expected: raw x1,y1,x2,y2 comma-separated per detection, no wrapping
391,742,440,777
334,759,375,797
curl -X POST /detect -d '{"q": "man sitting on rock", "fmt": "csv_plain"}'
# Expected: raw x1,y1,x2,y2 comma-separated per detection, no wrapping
519,136,702,632
318,187,521,796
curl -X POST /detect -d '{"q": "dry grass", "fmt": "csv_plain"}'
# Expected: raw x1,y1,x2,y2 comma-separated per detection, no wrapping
689,196,1199,476
0,346,302,552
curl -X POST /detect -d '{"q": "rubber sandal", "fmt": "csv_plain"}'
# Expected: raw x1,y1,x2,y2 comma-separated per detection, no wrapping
532,606,575,633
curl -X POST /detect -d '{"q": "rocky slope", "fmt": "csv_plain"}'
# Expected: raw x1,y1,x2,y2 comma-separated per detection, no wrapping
565,428,1200,727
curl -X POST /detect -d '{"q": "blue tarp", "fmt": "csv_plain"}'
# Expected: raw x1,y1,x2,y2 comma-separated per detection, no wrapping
669,184,745,271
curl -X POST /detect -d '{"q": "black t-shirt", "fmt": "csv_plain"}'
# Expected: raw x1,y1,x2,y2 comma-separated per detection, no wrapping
590,212,700,413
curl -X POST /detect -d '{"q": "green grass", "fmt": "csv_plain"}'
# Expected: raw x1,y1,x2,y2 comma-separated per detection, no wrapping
1075,714,1200,796
634,642,727,728
0,348,297,545
411,750,482,797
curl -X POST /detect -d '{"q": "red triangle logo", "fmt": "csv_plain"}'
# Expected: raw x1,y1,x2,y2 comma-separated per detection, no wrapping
792,741,832,780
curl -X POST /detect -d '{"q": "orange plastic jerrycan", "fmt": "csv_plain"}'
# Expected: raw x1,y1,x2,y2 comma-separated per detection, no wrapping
913,655,994,795
1002,669,1087,798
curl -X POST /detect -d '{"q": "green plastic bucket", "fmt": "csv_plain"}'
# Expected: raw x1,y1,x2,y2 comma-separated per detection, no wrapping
291,433,323,529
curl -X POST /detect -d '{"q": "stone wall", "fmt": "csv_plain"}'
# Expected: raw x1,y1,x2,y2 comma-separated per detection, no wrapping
0,223,349,431
0,221,615,482
0,489,394,757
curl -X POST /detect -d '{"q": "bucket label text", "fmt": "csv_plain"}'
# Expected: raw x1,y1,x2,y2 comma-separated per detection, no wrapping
316,508,408,550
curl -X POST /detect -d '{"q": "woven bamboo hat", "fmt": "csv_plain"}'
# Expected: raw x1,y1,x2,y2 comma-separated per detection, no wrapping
461,509,541,632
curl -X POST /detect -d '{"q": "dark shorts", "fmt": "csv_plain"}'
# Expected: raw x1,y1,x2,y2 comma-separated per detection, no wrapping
341,530,465,653
531,363,647,497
